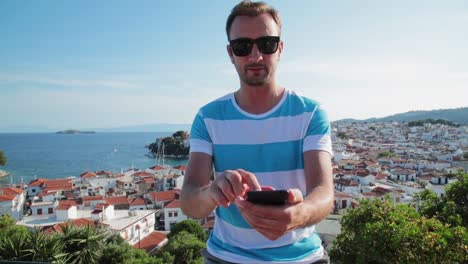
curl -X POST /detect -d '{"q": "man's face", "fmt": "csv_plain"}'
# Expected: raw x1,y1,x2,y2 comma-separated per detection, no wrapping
227,14,283,86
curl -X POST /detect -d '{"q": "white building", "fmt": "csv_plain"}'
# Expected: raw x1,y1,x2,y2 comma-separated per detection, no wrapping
0,187,25,220
164,200,187,231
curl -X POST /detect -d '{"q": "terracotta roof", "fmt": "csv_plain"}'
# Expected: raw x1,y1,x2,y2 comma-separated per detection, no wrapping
80,171,97,178
372,187,393,196
335,179,359,186
148,190,180,201
132,171,154,177
82,195,104,201
334,190,352,198
133,231,167,253
105,196,129,205
94,203,110,210
0,195,15,202
173,165,186,171
44,179,73,191
56,204,74,210
131,197,147,206
362,192,378,197
354,169,371,177
143,177,155,183
0,187,23,195
165,200,181,209
29,178,47,187
149,165,166,171
59,200,80,206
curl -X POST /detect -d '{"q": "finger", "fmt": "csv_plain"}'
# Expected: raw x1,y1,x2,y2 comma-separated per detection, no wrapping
225,171,245,197
209,184,231,207
288,188,304,204
236,169,261,191
261,186,275,191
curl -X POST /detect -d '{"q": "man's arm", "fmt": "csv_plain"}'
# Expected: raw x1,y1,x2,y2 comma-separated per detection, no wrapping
180,152,262,219
235,150,334,240
180,152,217,219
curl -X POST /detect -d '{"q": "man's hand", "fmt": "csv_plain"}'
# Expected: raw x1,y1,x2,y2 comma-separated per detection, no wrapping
235,188,305,240
209,169,262,207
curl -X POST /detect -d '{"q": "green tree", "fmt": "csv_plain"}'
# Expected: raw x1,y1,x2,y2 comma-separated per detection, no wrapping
160,231,205,264
377,151,396,158
0,149,6,166
60,224,107,264
25,230,68,263
100,233,155,264
329,198,467,263
168,219,207,241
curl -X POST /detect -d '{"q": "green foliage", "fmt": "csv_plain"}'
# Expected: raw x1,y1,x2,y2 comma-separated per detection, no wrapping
147,131,190,158
59,224,107,264
377,151,396,158
159,231,205,264
0,149,6,166
337,132,349,139
329,198,468,263
168,219,207,241
408,118,459,127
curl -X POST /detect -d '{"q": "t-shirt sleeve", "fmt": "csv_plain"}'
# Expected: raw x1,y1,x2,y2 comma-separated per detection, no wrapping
189,110,213,156
303,104,333,157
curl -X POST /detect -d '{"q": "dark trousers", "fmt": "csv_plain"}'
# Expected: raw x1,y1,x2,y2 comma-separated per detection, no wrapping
202,248,330,264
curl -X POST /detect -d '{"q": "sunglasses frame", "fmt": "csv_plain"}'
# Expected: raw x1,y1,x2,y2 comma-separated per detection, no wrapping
229,36,280,57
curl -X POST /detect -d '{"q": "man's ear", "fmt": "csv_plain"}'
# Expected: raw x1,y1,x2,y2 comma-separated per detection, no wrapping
227,44,235,64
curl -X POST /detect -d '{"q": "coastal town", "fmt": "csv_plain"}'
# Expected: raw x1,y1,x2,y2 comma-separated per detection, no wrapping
0,120,467,254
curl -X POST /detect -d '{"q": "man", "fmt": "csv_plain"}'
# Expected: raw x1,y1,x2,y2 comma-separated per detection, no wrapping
181,1,334,263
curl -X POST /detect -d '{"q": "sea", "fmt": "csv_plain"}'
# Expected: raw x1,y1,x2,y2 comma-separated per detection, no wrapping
0,132,188,186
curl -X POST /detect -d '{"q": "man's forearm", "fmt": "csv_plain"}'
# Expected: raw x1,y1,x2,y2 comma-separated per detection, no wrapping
180,183,217,219
297,185,334,227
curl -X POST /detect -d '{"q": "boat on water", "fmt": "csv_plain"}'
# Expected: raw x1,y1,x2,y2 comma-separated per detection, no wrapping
0,170,10,178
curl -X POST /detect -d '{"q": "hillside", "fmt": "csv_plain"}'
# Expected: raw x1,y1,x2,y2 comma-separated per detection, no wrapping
336,107,468,125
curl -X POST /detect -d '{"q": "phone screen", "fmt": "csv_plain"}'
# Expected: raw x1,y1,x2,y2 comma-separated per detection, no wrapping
246,190,288,205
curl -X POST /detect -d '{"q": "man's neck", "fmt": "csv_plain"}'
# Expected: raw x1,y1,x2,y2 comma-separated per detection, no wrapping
235,83,285,115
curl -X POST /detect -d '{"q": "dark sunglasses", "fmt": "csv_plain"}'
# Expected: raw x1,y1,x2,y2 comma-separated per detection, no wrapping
229,36,280,57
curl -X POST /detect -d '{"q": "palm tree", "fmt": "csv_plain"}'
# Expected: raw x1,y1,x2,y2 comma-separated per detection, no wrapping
60,224,107,264
26,229,68,263
0,230,30,261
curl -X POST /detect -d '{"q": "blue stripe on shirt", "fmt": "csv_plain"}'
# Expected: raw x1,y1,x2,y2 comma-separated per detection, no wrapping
213,140,304,173
208,231,322,262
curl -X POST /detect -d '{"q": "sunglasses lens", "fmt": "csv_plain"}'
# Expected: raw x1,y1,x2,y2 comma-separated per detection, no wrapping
257,37,280,54
231,39,253,56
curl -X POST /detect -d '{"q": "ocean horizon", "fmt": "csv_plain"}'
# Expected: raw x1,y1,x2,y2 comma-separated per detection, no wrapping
0,132,188,186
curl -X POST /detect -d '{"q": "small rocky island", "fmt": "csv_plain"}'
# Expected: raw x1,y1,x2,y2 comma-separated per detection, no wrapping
56,129,96,134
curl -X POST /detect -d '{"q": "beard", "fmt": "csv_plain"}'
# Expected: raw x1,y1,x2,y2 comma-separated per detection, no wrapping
238,63,272,86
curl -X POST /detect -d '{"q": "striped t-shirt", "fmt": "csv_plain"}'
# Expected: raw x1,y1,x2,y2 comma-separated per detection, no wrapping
190,90,332,263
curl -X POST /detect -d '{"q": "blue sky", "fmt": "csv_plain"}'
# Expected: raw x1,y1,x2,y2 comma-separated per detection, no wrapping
1,0,467,132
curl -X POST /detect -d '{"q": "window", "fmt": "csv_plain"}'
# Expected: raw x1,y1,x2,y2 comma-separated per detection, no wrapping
174,212,178,217
37,208,42,215
168,212,173,217
48,208,53,214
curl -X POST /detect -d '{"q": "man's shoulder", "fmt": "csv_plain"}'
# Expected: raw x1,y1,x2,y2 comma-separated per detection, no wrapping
198,92,233,117
286,90,322,112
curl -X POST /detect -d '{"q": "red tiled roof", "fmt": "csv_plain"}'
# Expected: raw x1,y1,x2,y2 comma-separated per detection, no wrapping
148,190,179,201
105,196,129,205
133,231,167,253
0,187,23,195
80,171,97,179
143,177,155,183
59,200,80,206
334,190,352,198
132,171,154,177
44,179,73,191
82,195,104,201
29,178,47,187
56,204,74,210
372,187,393,196
165,200,181,209
173,165,186,171
0,195,15,202
94,203,110,210
131,197,147,206
149,165,166,171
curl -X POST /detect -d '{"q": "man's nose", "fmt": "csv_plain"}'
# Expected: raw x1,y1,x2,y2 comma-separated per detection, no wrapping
248,44,263,62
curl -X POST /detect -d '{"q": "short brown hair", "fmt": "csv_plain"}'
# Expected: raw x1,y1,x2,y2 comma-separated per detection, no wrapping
226,0,282,40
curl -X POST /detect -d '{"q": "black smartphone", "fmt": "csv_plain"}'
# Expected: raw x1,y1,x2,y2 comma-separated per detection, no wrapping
246,190,288,205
